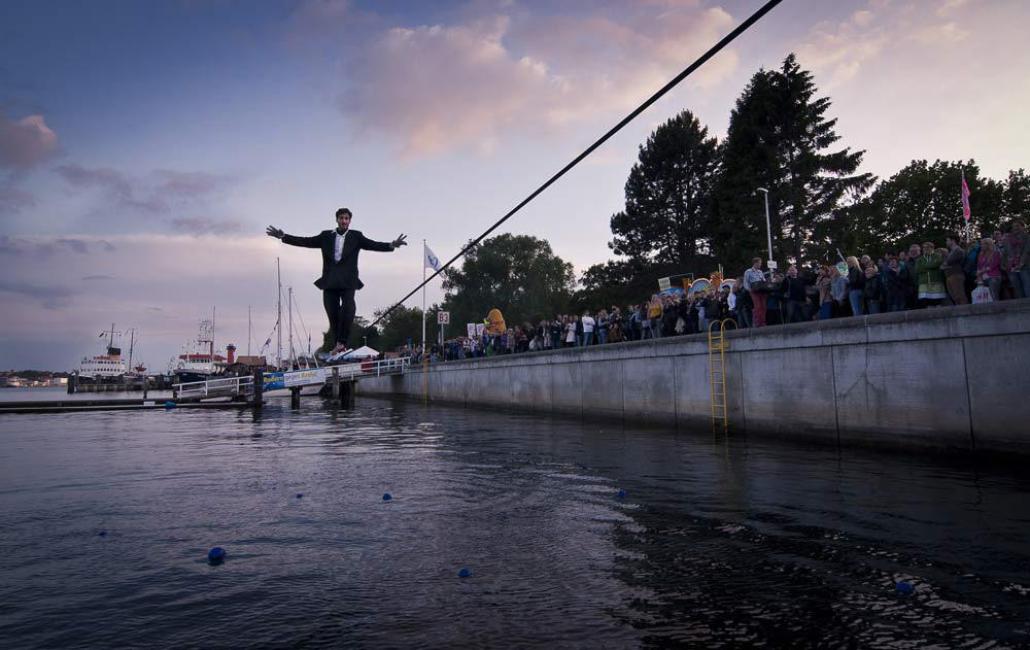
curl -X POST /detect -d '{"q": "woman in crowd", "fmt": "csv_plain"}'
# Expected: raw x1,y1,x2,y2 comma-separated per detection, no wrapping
817,265,834,320
846,256,865,316
977,237,1003,301
743,257,768,327
564,315,577,347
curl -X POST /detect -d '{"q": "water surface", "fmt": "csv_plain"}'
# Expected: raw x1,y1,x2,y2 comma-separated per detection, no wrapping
1,397,1027,647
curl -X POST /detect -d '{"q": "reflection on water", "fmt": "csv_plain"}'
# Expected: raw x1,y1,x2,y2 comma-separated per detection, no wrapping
0,397,1027,647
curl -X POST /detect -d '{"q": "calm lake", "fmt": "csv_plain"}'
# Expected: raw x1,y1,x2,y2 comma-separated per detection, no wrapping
1,391,1028,647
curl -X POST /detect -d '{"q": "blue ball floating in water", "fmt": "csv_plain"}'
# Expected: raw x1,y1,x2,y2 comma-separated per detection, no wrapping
208,547,226,565
382,493,392,501
164,400,176,409
617,489,627,499
97,530,107,537
458,567,472,578
895,581,915,595
296,493,303,499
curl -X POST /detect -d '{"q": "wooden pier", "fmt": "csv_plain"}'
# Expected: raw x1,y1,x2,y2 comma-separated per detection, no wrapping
3,358,409,415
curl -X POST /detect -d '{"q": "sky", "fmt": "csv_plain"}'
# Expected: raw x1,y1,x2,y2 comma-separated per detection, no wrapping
2,0,1028,370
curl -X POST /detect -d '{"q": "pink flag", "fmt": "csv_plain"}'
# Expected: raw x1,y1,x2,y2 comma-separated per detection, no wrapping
961,171,972,222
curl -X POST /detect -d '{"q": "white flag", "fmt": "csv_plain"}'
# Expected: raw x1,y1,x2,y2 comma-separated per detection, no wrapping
424,243,441,272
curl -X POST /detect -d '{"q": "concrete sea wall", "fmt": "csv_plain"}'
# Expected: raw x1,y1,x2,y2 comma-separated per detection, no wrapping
358,300,1030,455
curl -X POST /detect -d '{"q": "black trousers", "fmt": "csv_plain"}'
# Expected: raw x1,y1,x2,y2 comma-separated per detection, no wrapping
323,288,356,346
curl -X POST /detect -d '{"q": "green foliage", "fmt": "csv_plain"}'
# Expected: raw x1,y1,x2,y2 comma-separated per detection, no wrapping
1002,169,1030,220
574,259,659,310
712,53,873,269
441,234,574,327
610,110,719,270
373,305,438,351
842,160,1004,252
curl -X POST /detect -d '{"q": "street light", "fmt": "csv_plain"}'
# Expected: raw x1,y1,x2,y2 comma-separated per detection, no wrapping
756,187,774,274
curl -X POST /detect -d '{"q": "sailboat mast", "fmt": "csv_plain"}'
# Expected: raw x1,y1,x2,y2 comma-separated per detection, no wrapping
247,305,252,356
211,306,216,359
276,257,283,370
127,328,135,370
288,287,294,368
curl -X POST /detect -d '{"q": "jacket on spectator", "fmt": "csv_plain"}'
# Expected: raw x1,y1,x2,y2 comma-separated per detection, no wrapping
915,252,946,298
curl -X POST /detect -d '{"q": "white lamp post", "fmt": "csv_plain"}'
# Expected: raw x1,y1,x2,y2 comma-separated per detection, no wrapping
756,187,774,273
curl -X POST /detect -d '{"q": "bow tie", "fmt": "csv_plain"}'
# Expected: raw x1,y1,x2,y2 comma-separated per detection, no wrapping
336,228,348,236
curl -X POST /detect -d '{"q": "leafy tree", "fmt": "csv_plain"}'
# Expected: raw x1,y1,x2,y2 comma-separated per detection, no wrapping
574,259,658,311
319,316,380,353
1002,169,1030,220
712,53,872,271
845,159,1004,251
441,234,574,328
609,110,719,270
372,305,442,351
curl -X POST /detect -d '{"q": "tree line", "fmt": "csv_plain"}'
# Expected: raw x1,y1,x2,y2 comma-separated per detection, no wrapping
351,53,1029,350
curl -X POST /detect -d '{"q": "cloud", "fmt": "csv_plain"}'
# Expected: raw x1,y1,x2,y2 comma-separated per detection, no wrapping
0,181,36,212
0,113,58,170
54,163,239,233
0,235,101,256
170,216,243,235
82,274,115,281
0,279,74,310
337,4,739,157
796,0,977,89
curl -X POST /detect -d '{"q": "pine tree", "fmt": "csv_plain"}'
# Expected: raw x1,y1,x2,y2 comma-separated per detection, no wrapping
608,110,719,273
713,54,872,272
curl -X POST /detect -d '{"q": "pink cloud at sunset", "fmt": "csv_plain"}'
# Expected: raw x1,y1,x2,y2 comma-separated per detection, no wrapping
0,113,58,170
339,3,740,157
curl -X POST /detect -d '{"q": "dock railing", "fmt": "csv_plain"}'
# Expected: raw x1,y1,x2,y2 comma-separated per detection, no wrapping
172,357,411,400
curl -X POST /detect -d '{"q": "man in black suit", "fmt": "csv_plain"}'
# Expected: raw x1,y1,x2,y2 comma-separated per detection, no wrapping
267,208,407,354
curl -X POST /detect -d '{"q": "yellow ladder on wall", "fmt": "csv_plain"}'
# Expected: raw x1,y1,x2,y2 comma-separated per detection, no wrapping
707,318,736,433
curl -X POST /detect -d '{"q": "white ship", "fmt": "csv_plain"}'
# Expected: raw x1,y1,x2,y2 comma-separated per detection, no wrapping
78,324,127,379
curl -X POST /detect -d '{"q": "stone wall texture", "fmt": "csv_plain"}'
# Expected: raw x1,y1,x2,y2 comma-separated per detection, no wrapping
358,299,1030,455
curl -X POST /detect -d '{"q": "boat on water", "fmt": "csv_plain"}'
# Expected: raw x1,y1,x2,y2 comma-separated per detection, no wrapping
77,324,127,380
171,317,231,383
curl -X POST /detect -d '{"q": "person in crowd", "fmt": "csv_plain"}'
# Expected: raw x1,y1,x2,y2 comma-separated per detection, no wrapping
736,278,753,327
817,265,834,320
881,256,906,313
846,256,865,316
941,235,968,305
977,237,1003,301
1002,219,1027,298
647,295,663,338
550,316,563,350
743,257,769,327
767,272,785,325
726,283,738,323
580,311,596,347
863,264,883,314
900,245,919,309
915,241,946,307
782,264,806,324
662,296,679,336
596,309,609,345
564,315,577,347
830,264,849,316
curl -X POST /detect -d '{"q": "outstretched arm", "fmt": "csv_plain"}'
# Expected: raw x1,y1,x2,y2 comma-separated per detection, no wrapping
360,232,408,252
267,225,321,248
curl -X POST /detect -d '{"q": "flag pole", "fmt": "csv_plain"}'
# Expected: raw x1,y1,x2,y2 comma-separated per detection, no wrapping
421,239,427,356
422,240,429,404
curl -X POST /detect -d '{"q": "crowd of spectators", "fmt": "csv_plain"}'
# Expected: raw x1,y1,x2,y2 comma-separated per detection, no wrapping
406,220,1028,362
